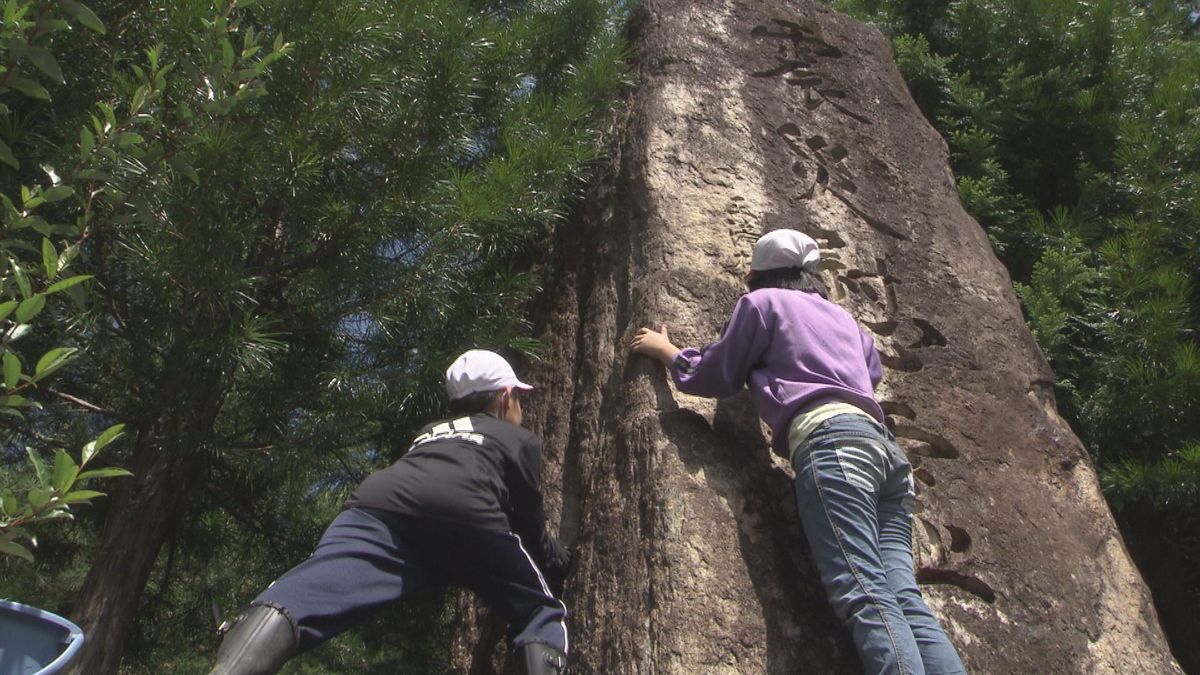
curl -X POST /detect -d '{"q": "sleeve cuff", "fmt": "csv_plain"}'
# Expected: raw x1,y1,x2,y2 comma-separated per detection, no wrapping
672,349,700,375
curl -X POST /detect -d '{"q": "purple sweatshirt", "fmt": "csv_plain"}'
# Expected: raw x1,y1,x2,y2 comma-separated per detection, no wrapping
670,287,884,457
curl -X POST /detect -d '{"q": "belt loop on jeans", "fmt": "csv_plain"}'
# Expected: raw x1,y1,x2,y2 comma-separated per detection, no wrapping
878,418,896,441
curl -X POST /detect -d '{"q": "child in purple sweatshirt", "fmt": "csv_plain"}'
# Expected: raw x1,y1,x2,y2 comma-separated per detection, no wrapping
631,229,965,675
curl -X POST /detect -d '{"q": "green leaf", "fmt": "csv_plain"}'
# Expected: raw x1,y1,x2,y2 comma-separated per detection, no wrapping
3,351,20,390
8,76,50,101
26,447,47,484
42,185,74,202
59,243,80,266
0,394,30,407
94,423,125,451
114,132,144,147
59,0,106,33
80,127,95,156
130,85,147,113
79,441,96,466
26,45,64,84
33,346,75,379
81,423,124,465
46,275,91,294
0,300,18,322
52,449,79,492
75,467,133,482
36,509,72,522
1,488,16,516
28,488,52,510
0,138,16,169
8,217,39,234
0,540,34,562
98,102,116,131
12,263,32,299
42,238,58,278
15,294,45,323
61,489,104,504
221,38,235,70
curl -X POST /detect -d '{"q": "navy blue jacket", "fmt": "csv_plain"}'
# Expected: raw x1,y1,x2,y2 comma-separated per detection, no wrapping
345,413,568,574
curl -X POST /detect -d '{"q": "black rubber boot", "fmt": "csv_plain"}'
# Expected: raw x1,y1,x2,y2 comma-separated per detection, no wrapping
209,604,299,675
519,641,567,675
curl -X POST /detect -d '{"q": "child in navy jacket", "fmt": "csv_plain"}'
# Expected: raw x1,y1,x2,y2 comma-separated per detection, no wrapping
210,350,570,675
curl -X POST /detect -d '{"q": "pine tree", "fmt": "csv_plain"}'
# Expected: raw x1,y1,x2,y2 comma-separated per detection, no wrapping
4,0,629,672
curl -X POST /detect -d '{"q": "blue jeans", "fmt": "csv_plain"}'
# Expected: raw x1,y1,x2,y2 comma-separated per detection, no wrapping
792,415,966,675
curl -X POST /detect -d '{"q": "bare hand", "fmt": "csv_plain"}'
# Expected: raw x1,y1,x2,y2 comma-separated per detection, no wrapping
629,325,681,366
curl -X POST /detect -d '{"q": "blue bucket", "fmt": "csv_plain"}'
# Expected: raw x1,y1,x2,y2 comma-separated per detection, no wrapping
0,599,84,675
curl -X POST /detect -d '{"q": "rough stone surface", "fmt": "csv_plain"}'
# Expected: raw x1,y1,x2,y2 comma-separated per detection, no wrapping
449,0,1183,672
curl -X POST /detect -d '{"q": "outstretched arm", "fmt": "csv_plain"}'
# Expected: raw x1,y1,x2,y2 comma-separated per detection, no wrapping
632,295,769,398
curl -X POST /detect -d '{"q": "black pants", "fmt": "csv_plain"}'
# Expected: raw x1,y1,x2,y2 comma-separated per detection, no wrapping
254,507,568,653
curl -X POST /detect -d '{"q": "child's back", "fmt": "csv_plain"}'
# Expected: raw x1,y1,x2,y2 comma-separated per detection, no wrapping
670,286,884,457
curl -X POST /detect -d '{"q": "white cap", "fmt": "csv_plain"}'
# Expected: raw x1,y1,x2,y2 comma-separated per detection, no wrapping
749,229,821,272
445,349,533,401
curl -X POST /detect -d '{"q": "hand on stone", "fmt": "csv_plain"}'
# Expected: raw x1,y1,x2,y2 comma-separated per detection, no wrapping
630,325,681,366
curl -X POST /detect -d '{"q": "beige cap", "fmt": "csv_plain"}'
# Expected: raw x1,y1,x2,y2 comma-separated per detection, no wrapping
750,229,820,272
445,350,533,400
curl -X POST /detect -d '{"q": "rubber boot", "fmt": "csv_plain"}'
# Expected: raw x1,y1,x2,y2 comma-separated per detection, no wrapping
519,641,567,675
209,604,299,675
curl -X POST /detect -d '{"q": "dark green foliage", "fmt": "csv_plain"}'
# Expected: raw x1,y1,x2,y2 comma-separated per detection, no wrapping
3,0,629,671
828,0,1199,667
1105,444,1200,512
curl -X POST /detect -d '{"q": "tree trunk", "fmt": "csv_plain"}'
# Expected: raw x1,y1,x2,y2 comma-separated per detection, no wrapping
451,0,1183,673
68,359,225,675
68,429,200,675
